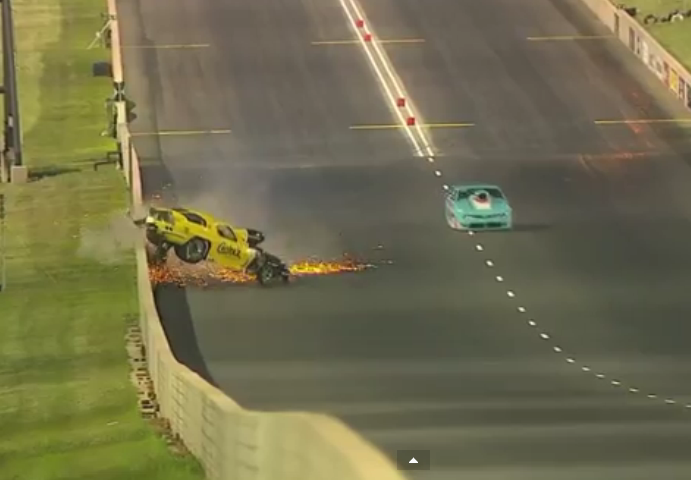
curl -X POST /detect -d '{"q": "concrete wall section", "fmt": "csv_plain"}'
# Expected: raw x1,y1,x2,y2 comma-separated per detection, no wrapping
580,0,691,110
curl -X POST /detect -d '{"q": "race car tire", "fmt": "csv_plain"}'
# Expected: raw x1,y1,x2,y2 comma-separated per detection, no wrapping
256,264,276,285
175,237,209,264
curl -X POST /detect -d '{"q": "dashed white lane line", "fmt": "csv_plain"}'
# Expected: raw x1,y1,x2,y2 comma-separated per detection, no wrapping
333,0,690,412
478,243,691,411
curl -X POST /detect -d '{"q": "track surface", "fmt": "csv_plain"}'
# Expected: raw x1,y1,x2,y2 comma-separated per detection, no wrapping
119,0,691,478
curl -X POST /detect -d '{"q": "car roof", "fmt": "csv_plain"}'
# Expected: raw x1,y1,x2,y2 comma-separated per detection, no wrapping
172,207,216,226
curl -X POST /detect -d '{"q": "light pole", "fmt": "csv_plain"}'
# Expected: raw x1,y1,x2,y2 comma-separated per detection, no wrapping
1,0,24,181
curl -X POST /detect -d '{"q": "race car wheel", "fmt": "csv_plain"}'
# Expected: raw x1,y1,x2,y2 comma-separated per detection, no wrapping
257,264,275,285
175,237,209,264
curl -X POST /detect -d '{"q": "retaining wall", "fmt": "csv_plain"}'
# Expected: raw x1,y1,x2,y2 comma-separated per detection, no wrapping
579,0,691,110
106,0,406,478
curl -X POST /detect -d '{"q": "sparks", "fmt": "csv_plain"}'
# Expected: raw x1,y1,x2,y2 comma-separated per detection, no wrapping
149,256,376,287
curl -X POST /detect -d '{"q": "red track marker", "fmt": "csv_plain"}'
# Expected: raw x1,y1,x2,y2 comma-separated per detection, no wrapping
406,116,416,126
396,97,406,107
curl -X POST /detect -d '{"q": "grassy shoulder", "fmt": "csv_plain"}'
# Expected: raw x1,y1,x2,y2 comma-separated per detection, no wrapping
0,0,204,478
619,0,691,72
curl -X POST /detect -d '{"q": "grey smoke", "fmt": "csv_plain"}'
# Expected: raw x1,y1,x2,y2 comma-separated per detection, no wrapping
174,172,346,263
77,211,143,265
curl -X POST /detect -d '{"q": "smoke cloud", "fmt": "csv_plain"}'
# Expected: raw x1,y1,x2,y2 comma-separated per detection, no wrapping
171,169,347,263
77,210,143,265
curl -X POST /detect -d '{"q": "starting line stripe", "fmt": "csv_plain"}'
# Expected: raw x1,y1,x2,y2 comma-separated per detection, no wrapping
130,130,232,137
350,123,475,130
594,119,691,125
312,39,426,46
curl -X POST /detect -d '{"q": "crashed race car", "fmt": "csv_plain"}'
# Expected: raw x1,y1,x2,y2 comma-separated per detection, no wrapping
134,206,290,285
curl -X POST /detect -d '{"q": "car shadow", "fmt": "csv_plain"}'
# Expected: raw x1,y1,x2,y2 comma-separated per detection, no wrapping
453,223,552,234
511,223,552,233
153,283,216,386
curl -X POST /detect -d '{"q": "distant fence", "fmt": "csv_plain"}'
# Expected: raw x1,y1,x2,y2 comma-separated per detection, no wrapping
579,0,691,110
105,0,406,479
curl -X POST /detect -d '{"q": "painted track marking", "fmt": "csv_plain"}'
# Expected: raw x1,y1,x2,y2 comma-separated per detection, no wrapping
312,39,425,45
350,123,474,130
526,35,613,41
130,129,231,137
334,0,690,412
123,44,211,49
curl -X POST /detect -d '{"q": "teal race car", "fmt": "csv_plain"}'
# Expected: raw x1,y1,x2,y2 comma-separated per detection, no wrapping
445,184,512,230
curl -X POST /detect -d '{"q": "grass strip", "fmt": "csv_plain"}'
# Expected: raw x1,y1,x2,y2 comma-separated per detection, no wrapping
0,0,205,478
618,0,691,72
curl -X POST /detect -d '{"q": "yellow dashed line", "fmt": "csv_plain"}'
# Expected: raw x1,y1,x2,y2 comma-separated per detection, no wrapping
350,123,474,130
526,35,613,41
594,119,691,125
312,39,425,46
123,44,211,49
130,129,231,137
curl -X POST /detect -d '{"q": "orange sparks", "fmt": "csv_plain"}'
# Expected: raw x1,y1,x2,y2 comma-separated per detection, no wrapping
149,256,377,287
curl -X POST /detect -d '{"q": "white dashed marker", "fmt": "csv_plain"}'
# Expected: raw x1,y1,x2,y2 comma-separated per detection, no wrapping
428,157,434,163
476,244,484,251
648,394,657,399
496,275,504,282
434,170,442,177
665,399,676,405
566,358,575,364
582,366,591,372
486,260,494,267
540,333,549,340
611,380,621,386
507,290,515,298
596,374,605,379
517,306,526,313
528,320,536,327
443,184,449,190
553,346,562,353
629,387,639,393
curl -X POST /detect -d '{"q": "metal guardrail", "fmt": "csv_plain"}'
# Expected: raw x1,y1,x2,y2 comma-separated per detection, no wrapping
105,1,406,479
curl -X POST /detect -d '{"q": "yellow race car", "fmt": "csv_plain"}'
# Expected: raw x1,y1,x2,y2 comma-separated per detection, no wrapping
138,206,289,285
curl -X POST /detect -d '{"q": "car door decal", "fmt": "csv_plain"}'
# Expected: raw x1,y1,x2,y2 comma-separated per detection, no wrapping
217,242,242,258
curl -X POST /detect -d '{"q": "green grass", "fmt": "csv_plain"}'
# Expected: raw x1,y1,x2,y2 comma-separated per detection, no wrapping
0,0,205,479
620,0,691,72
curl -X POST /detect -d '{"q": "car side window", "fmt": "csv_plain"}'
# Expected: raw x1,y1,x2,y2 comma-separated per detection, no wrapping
184,212,207,227
217,225,237,241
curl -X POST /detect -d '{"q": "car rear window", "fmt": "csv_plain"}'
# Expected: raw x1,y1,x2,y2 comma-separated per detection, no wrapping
459,187,504,199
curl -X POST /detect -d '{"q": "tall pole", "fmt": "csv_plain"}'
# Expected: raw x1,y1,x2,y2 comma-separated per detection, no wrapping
1,0,23,168
0,193,6,292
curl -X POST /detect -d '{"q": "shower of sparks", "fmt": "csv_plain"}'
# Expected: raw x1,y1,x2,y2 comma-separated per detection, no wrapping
148,256,379,287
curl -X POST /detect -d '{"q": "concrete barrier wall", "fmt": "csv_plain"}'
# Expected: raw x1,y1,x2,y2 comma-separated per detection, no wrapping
579,0,691,110
107,2,407,479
